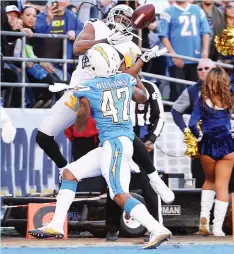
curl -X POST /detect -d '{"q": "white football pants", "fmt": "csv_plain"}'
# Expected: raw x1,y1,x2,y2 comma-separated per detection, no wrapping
38,90,78,136
67,136,134,199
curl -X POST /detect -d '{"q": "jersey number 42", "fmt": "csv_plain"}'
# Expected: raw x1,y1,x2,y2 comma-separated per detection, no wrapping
101,87,130,123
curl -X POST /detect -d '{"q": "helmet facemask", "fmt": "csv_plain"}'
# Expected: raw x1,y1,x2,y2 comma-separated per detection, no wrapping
106,5,133,32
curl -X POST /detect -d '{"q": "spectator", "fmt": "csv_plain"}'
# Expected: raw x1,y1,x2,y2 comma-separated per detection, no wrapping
171,58,215,188
189,67,234,237
98,0,118,20
197,0,225,61
70,0,98,22
21,6,62,107
1,5,29,107
1,54,19,108
142,20,167,78
35,0,83,80
138,0,170,15
3,5,22,57
67,4,77,15
117,0,138,10
224,0,234,26
158,0,211,102
218,0,229,12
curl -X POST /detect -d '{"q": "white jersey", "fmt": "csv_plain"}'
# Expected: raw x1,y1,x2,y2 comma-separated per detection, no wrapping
70,19,141,87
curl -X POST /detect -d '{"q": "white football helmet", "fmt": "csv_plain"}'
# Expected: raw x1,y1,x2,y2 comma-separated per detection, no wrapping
106,4,133,32
82,43,121,78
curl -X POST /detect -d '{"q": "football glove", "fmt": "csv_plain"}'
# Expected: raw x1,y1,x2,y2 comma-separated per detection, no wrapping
141,45,168,63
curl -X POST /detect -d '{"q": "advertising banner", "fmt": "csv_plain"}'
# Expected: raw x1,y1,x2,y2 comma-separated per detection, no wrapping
1,109,71,196
1,109,191,196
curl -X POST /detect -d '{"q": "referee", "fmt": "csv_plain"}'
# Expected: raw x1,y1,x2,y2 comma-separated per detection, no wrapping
131,79,164,160
105,78,165,241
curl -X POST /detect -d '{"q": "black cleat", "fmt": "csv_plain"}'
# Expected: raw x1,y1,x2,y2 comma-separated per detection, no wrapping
106,230,119,241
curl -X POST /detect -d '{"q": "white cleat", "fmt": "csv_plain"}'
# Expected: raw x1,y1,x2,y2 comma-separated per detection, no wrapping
150,177,175,204
142,227,172,249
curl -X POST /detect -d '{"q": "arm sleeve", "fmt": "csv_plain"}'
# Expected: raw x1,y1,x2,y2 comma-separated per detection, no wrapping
147,83,165,137
171,89,190,132
188,98,203,138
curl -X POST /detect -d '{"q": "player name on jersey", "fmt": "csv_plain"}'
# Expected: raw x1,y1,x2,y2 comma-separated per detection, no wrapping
96,79,128,90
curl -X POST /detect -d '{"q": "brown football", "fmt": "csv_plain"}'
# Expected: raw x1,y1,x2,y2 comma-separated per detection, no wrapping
131,4,155,29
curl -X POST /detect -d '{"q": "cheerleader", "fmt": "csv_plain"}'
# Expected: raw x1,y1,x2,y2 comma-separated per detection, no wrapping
189,67,234,237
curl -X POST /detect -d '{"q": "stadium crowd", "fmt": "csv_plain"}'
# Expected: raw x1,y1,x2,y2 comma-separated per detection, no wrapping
1,0,234,108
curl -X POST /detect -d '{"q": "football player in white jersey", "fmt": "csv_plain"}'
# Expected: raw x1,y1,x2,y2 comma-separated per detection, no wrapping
36,4,174,204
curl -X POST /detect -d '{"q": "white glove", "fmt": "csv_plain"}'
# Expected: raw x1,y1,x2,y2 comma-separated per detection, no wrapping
141,46,168,63
107,30,133,46
1,120,16,144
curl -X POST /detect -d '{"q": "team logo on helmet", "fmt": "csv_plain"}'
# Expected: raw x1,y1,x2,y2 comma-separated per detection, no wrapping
94,45,110,67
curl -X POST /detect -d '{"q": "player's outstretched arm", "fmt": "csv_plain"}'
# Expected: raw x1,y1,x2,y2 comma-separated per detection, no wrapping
75,97,91,132
124,46,168,77
124,58,144,78
73,24,98,56
119,62,147,102
73,24,132,56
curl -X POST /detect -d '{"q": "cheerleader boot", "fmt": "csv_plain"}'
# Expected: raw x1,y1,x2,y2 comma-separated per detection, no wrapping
212,199,229,237
199,190,216,236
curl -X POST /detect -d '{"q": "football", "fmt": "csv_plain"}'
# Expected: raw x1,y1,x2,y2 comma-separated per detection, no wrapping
131,4,155,29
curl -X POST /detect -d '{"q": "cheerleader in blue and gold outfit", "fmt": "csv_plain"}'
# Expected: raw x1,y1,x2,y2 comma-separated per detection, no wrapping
189,67,234,237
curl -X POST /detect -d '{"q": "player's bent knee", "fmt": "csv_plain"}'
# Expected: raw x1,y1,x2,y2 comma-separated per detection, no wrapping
63,168,77,181
36,131,54,148
113,193,132,207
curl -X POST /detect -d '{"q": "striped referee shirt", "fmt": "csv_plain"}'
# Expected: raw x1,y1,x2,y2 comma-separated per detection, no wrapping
130,79,165,139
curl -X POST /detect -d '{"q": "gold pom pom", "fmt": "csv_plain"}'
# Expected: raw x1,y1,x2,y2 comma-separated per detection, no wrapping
215,26,234,56
183,121,202,159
